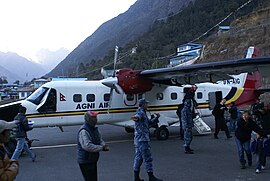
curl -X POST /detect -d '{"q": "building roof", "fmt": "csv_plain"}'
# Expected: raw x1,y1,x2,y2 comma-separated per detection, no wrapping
51,77,87,81
17,87,34,92
34,79,49,82
176,43,202,48
218,26,230,30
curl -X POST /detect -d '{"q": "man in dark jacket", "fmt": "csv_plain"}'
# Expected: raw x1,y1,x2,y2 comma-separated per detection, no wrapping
77,111,109,181
212,99,232,139
11,106,36,162
234,111,267,169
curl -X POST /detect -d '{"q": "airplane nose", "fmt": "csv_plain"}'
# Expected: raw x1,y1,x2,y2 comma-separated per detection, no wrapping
101,77,118,88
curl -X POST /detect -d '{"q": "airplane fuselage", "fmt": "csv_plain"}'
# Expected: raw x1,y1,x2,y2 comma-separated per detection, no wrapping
13,72,252,129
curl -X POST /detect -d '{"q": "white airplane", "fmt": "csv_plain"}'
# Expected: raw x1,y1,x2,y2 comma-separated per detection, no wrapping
0,50,270,140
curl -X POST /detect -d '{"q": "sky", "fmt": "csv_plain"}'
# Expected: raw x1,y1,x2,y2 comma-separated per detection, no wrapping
0,0,137,63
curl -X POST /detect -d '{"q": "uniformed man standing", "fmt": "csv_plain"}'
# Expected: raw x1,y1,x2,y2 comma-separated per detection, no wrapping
131,99,162,181
181,99,194,154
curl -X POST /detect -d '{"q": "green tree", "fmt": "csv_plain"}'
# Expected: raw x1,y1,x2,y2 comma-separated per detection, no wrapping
13,80,20,85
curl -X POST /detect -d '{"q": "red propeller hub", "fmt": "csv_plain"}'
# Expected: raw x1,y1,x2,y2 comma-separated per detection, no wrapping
116,68,153,94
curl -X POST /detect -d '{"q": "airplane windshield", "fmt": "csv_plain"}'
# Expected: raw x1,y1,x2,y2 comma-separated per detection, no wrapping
27,87,49,105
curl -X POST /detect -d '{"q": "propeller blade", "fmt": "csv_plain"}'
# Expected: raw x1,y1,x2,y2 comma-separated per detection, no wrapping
114,84,123,94
107,88,114,112
113,46,118,77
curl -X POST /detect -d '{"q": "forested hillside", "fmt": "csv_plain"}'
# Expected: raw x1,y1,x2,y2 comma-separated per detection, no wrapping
201,2,270,62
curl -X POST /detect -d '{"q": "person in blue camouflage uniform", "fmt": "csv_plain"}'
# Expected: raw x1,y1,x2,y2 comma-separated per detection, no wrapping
131,98,162,181
181,99,194,154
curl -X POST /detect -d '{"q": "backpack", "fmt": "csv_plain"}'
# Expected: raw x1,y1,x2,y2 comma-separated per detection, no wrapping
212,108,217,117
176,104,184,117
250,139,257,154
263,138,270,156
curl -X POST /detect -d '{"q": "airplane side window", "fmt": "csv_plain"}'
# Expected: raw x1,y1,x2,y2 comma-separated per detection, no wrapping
86,94,95,102
104,93,110,102
197,92,203,99
171,92,177,100
156,93,163,100
127,94,134,101
73,94,82,102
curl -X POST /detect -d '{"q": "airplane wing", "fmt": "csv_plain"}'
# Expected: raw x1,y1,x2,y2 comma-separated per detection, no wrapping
139,57,270,85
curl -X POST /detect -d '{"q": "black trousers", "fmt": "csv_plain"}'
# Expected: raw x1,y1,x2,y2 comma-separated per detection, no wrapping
214,117,230,137
79,163,97,181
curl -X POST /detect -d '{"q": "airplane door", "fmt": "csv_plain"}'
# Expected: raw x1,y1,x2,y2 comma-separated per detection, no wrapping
208,91,222,110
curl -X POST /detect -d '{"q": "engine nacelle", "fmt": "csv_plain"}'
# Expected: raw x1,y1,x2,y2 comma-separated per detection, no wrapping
116,68,153,94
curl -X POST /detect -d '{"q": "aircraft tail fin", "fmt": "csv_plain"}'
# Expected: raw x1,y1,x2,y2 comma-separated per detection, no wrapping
234,47,263,106
243,46,262,90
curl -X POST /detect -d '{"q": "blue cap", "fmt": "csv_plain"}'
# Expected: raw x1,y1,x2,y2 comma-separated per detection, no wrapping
139,98,149,106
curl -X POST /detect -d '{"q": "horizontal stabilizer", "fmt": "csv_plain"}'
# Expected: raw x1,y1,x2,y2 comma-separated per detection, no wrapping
255,88,270,94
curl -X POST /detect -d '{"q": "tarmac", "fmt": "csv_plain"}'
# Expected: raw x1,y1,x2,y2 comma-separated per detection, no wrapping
15,117,270,181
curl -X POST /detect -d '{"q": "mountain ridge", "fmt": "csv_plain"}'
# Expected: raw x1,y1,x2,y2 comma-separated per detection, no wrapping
0,52,47,83
47,0,192,77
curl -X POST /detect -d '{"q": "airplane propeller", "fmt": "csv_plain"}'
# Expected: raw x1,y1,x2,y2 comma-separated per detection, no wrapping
101,46,124,111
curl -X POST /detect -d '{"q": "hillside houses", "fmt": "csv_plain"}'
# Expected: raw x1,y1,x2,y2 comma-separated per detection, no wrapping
0,78,50,103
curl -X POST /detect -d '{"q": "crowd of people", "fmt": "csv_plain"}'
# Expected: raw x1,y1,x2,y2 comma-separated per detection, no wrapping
177,93,270,176
211,98,270,174
1,95,270,180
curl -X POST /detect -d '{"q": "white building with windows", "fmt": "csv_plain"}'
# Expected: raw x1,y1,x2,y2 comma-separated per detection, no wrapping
34,79,50,89
17,87,34,100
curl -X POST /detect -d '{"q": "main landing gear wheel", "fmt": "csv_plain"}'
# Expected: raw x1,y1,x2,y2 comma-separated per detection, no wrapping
125,127,134,133
156,126,169,140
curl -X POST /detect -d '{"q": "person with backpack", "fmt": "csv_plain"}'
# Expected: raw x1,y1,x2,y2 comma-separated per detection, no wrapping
254,103,270,174
181,99,194,154
11,106,36,162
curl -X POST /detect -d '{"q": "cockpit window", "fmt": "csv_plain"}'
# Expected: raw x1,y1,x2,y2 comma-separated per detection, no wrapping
27,87,49,105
